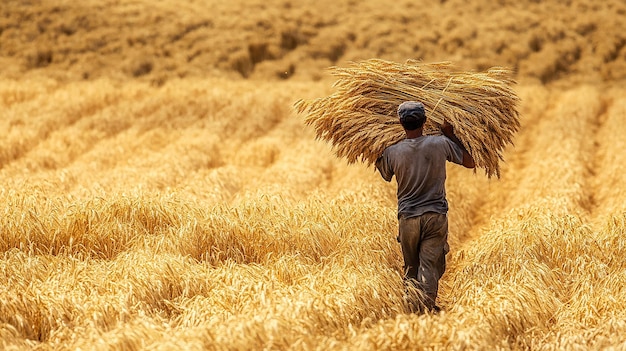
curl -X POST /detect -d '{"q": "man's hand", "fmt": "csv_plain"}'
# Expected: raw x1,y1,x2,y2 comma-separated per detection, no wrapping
441,120,475,169
441,120,454,137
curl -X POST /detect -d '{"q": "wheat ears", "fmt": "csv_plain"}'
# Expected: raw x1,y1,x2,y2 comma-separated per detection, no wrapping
295,59,521,178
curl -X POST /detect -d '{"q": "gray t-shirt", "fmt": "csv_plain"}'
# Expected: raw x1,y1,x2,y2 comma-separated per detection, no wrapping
375,135,464,218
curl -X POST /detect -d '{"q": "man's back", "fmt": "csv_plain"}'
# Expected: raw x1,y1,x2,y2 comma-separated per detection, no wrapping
376,135,464,218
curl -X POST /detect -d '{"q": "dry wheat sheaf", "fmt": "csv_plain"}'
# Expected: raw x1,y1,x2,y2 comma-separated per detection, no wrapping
295,59,521,178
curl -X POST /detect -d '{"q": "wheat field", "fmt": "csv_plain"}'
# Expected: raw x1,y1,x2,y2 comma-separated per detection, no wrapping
2,0,626,350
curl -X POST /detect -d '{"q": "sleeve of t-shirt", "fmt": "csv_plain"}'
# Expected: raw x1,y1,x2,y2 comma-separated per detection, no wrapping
441,136,465,165
375,151,394,182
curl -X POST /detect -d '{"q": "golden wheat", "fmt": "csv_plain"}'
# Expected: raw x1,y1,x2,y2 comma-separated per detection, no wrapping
2,77,626,350
2,0,626,349
295,59,520,177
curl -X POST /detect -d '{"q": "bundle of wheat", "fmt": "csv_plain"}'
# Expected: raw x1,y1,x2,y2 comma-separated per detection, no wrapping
294,59,520,178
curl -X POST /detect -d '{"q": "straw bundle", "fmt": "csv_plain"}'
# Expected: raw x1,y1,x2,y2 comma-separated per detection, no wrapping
294,59,520,178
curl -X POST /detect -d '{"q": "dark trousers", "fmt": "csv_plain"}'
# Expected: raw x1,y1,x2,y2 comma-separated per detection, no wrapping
398,212,449,310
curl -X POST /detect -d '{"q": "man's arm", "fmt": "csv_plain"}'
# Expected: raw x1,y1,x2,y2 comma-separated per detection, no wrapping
441,121,475,169
375,154,394,181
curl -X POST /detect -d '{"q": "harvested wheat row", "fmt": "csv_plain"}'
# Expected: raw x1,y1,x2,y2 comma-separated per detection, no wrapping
294,59,521,178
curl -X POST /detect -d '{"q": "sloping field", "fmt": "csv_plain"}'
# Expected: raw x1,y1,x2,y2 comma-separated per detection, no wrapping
2,0,626,84
1,0,626,350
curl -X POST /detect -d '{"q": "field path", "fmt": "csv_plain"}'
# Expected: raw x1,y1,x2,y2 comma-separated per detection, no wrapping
438,85,612,306
449,85,609,247
587,89,626,222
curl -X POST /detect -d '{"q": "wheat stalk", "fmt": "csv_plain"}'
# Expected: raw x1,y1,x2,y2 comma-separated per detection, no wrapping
295,59,521,178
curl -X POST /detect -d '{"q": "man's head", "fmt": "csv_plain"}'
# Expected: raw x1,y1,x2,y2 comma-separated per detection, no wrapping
397,101,426,130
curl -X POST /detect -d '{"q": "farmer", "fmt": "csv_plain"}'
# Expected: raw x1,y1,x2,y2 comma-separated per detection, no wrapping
375,101,475,313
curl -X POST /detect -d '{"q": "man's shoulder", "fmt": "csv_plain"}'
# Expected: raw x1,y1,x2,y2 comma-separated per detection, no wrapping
424,134,447,142
418,135,450,148
384,139,408,152
385,135,451,153
385,136,444,151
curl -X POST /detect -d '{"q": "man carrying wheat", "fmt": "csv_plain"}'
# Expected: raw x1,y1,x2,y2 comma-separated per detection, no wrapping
375,101,475,313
